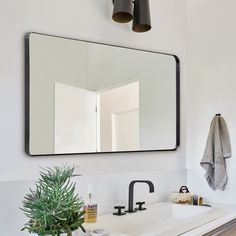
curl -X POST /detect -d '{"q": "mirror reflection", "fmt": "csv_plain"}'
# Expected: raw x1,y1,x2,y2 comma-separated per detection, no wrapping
26,33,179,155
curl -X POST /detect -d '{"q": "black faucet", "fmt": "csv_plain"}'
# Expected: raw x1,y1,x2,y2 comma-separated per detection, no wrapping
125,180,155,213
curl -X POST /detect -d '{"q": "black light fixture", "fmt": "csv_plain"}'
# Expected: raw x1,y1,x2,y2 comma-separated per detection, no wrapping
132,0,151,32
112,0,151,33
112,0,133,23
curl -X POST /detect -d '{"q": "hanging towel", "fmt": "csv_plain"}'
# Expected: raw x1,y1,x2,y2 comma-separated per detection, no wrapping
200,115,232,191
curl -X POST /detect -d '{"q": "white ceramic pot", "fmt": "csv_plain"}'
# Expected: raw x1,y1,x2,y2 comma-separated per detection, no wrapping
90,229,111,236
31,230,89,236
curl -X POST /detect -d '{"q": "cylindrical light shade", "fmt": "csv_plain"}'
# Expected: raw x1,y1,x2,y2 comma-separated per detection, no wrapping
112,0,133,23
132,0,151,32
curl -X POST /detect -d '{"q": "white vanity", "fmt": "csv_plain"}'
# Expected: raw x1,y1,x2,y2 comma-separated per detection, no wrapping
82,202,236,236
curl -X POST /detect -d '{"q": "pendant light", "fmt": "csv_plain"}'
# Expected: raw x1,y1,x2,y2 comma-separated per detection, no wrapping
112,0,133,23
132,0,151,32
112,0,151,33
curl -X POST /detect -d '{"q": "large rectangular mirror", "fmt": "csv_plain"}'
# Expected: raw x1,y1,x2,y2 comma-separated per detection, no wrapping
25,32,180,156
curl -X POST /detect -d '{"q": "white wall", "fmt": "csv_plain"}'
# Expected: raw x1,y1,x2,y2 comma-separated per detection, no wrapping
30,34,90,153
54,83,97,154
186,0,236,204
90,50,177,150
0,0,187,181
0,0,188,235
99,81,139,152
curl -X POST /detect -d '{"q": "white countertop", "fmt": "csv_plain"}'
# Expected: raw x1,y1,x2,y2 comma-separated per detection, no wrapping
182,203,236,235
82,202,236,236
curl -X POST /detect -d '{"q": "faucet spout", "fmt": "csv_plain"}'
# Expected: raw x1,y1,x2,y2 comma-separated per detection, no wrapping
125,180,155,213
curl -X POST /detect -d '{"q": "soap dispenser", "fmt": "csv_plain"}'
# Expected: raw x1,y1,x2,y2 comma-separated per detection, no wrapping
83,186,97,223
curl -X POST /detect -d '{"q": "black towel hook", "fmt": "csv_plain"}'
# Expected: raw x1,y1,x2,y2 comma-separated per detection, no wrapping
216,113,221,116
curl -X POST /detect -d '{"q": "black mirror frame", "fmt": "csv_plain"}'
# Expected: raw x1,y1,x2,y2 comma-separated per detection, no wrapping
24,32,180,156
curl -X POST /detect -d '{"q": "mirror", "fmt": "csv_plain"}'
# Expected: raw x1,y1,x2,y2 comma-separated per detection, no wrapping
25,33,180,156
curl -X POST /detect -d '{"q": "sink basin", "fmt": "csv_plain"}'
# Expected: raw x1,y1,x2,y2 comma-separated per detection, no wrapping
84,202,224,236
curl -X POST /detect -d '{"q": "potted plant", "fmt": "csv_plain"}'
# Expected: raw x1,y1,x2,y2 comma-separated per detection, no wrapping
21,166,85,236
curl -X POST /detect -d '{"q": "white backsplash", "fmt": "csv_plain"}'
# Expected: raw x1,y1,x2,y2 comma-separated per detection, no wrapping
0,169,186,236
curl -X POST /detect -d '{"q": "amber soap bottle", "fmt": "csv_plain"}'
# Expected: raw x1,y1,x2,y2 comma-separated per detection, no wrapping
84,186,97,223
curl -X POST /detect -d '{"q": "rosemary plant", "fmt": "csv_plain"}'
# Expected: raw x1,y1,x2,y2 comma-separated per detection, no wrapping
21,166,85,236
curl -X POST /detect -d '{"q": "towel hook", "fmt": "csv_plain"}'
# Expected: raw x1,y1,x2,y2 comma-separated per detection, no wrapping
216,113,221,116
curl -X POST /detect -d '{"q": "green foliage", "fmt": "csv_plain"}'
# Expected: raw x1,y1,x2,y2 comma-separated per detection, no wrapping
21,166,85,236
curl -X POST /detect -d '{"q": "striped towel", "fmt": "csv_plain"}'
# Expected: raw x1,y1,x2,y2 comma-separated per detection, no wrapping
200,115,232,191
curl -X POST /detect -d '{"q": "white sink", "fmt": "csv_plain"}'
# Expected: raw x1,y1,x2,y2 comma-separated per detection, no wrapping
84,202,224,236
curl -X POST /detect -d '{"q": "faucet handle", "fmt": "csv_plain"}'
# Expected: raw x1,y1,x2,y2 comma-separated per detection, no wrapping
113,206,126,216
135,201,146,211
